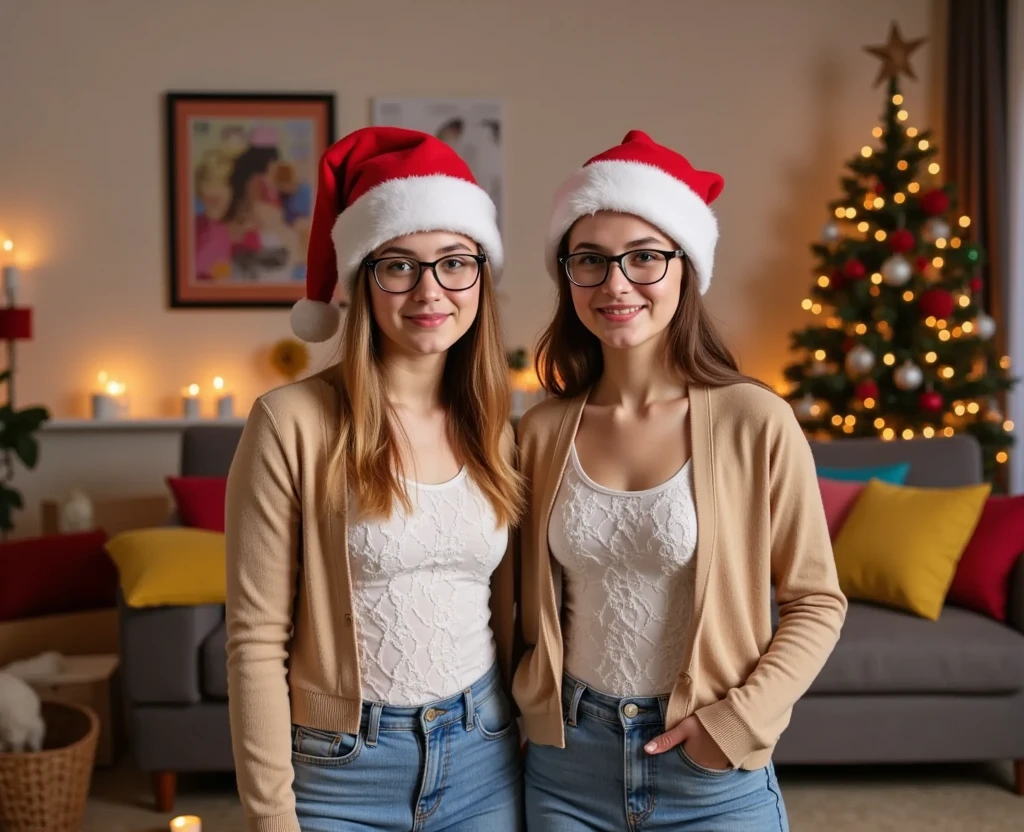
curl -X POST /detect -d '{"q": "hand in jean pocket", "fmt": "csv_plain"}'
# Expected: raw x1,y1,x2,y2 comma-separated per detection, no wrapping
643,714,731,771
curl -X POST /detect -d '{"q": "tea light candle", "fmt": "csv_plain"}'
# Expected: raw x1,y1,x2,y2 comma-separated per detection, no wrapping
182,383,201,419
213,376,233,419
169,816,201,832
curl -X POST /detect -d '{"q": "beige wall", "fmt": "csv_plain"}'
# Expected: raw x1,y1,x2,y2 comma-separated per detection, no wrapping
1,0,944,533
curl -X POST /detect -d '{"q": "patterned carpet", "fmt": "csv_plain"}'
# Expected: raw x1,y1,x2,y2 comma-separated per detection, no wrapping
83,760,1024,832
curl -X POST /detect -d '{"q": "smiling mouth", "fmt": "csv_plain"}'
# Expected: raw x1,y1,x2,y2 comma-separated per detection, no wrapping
596,305,646,321
406,313,451,328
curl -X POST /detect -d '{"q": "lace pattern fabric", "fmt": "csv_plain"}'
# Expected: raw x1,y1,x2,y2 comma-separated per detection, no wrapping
347,467,507,706
548,445,698,697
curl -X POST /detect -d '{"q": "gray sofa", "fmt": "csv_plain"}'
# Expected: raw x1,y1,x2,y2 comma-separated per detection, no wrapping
120,426,1024,812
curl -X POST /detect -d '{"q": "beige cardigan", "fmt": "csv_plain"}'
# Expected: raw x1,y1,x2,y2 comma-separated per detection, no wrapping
512,381,847,770
224,367,517,832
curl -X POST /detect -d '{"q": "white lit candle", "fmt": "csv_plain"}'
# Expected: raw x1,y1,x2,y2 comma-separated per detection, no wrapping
91,372,127,420
182,383,201,419
213,376,233,419
169,816,201,832
2,239,15,307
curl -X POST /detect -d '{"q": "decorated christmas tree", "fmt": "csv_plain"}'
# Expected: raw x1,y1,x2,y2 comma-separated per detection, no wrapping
783,22,1017,483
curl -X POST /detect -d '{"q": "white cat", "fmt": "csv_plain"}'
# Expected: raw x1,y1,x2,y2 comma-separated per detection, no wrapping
0,652,64,753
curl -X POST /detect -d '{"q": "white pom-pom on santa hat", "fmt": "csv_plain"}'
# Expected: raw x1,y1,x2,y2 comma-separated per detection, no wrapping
546,130,724,294
292,126,504,342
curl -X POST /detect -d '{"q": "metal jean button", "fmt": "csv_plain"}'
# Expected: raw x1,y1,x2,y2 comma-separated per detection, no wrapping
425,707,438,722
623,703,639,718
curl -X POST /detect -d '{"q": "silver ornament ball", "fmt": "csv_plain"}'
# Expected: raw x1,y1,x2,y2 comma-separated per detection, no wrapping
792,394,818,421
881,254,913,287
807,360,830,377
822,221,842,243
893,360,924,391
975,312,997,340
923,217,951,243
844,344,876,377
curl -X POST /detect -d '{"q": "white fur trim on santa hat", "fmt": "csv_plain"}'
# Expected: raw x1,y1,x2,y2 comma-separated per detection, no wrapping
290,297,342,343
333,175,504,284
546,160,718,294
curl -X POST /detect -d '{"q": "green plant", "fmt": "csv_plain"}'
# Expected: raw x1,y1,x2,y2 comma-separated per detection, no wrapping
506,347,529,371
0,369,50,534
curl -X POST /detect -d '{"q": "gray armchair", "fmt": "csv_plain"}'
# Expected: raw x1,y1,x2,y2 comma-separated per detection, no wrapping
119,425,243,811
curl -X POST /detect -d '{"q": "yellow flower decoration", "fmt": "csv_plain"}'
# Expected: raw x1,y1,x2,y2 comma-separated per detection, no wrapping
270,338,310,381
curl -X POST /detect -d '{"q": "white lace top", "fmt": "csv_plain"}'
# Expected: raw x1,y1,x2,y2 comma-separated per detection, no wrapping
548,444,698,697
347,467,508,706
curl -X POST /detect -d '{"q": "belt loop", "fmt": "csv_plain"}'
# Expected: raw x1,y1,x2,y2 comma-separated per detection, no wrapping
567,681,586,728
464,687,475,731
365,703,383,747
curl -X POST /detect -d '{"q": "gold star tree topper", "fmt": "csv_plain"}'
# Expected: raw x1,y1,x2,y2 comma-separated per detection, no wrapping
863,21,927,87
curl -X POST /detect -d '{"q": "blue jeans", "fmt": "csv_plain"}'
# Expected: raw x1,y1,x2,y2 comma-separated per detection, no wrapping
292,663,523,831
525,673,788,832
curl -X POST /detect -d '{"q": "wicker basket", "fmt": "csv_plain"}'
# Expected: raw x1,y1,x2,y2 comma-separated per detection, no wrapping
0,700,99,832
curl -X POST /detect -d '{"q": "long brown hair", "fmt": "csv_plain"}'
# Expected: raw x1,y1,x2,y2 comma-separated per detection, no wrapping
327,264,524,526
536,234,768,397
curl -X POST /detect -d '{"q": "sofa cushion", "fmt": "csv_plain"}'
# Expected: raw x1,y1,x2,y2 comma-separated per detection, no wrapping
166,476,227,532
831,479,991,620
808,601,1024,695
202,620,228,700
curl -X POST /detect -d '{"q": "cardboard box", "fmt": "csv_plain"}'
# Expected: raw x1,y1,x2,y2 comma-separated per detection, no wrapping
0,608,119,668
41,494,171,537
29,654,123,767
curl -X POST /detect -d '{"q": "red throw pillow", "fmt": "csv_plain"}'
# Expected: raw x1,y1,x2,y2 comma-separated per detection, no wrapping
166,476,227,532
947,494,1024,621
0,530,115,622
818,477,865,540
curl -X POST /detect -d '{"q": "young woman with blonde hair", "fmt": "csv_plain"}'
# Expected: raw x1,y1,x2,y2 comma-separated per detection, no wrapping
226,127,523,832
515,130,847,831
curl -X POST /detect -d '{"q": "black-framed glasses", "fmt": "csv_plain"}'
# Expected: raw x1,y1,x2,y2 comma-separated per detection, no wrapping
559,249,686,287
363,254,486,294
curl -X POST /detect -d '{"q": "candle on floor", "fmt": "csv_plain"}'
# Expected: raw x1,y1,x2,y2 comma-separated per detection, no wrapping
182,383,201,419
169,816,201,832
213,376,233,419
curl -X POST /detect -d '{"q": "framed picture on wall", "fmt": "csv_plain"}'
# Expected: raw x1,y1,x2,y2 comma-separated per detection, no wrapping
166,92,336,308
371,97,504,234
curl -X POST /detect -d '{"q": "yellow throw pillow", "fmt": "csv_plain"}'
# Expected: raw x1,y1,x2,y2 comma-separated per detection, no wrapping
105,528,226,608
832,478,991,620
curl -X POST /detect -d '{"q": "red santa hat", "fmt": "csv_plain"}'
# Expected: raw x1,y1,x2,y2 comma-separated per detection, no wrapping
546,130,724,294
291,126,504,342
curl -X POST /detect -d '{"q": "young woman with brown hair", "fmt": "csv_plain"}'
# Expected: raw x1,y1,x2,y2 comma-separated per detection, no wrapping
514,130,847,831
225,127,523,832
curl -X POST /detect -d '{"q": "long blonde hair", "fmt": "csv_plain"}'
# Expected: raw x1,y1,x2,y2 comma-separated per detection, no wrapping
537,237,769,396
327,264,524,526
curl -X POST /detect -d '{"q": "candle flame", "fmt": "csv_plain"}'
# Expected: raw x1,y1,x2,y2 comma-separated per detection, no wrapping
187,383,200,397
2,240,12,252
213,376,225,390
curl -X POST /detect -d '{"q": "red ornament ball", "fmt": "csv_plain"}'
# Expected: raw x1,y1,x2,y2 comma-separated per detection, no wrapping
888,229,915,254
842,258,867,280
918,288,955,319
842,336,854,353
830,269,846,290
914,255,931,273
918,390,944,413
874,181,885,195
920,188,950,216
855,380,880,401
969,276,983,293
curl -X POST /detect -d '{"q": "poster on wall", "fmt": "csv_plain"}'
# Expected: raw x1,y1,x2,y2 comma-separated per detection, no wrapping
166,92,336,308
371,97,505,233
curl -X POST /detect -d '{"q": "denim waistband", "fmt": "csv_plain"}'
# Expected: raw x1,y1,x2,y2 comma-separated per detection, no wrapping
560,670,670,728
358,663,503,743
